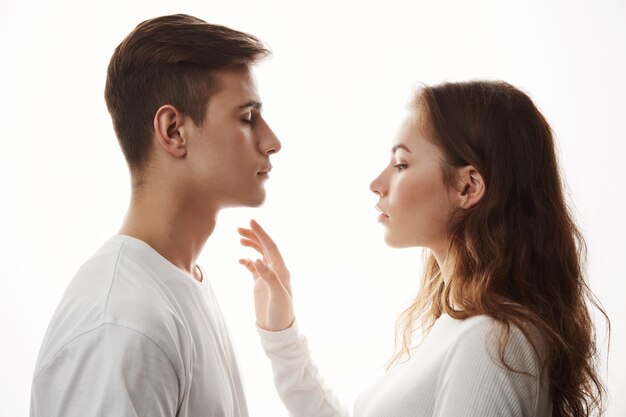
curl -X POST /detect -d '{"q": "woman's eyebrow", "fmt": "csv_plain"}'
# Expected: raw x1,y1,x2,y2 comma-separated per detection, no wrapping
392,144,412,154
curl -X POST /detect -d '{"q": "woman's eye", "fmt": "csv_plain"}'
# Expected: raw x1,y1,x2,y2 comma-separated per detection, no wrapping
394,163,408,172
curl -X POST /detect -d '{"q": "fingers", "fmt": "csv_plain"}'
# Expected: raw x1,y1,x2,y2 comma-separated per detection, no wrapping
239,258,281,290
249,220,277,250
249,220,286,265
253,259,282,290
240,238,264,256
238,220,290,291
238,258,260,279
238,227,266,255
238,221,274,249
238,222,283,265
238,227,258,241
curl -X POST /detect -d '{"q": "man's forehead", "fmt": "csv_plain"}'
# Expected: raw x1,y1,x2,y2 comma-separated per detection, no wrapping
212,67,260,105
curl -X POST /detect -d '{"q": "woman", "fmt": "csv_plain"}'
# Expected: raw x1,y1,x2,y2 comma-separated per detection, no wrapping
238,80,607,417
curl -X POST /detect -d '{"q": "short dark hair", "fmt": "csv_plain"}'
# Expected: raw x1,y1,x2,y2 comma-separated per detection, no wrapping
104,14,270,173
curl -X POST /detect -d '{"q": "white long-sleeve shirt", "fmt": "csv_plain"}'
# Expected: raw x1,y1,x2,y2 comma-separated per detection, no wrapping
31,235,248,417
258,314,552,417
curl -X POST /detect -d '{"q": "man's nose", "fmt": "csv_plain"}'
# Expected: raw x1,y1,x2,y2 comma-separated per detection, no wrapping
259,122,281,155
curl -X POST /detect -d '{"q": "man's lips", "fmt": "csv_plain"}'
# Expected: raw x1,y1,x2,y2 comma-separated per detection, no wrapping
257,165,272,175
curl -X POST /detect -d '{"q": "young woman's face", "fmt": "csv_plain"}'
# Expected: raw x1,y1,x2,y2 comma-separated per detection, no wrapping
370,110,457,254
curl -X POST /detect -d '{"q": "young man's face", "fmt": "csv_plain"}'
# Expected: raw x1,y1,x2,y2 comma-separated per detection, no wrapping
184,65,281,209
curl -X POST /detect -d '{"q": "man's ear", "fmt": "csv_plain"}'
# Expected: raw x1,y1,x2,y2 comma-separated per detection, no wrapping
455,165,485,209
153,105,187,158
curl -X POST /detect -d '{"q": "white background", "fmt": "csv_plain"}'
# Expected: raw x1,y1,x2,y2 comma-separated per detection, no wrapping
1,1,624,416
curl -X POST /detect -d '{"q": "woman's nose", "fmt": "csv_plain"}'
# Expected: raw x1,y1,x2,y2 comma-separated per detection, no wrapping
370,175,385,197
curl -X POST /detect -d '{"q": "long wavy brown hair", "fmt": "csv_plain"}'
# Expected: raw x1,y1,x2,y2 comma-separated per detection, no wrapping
390,80,609,417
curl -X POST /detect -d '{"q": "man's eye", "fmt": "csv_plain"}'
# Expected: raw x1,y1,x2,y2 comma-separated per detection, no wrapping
241,112,254,124
394,164,408,172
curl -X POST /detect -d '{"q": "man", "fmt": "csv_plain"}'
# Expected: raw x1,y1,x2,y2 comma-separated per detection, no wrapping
30,14,280,417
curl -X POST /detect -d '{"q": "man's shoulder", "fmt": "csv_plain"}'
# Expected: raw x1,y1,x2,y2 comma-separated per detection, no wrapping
59,235,172,324
36,237,194,374
75,235,195,337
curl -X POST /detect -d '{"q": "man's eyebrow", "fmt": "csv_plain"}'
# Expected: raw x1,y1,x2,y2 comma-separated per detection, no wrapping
392,144,412,153
238,100,263,110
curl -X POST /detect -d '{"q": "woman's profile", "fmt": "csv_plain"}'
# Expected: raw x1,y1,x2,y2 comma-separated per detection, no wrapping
238,80,608,417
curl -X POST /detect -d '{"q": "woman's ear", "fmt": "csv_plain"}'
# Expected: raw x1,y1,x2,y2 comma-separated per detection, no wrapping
455,165,485,209
153,104,187,158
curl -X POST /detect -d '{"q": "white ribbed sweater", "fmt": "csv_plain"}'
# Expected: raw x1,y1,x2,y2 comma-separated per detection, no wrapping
258,314,552,417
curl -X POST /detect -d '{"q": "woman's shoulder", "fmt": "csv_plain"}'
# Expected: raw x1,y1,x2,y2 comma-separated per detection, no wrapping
439,312,545,376
425,313,551,417
430,313,551,416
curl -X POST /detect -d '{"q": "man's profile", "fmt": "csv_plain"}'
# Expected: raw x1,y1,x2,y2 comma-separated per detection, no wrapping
30,14,280,417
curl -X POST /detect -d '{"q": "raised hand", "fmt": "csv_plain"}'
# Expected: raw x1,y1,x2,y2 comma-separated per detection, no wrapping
238,220,295,332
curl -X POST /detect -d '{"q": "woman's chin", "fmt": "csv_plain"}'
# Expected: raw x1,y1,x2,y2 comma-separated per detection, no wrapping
383,233,417,249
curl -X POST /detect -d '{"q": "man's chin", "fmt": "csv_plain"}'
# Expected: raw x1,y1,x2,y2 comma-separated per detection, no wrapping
248,197,266,208
220,187,267,209
243,189,267,208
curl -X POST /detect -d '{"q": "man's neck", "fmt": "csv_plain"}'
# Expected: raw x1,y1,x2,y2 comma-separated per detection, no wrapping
119,189,218,282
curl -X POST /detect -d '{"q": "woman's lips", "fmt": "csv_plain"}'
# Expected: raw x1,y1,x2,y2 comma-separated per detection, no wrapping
375,205,389,221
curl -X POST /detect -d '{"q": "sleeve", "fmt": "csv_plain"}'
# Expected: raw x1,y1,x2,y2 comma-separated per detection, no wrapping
30,323,180,417
432,320,543,417
257,319,351,417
